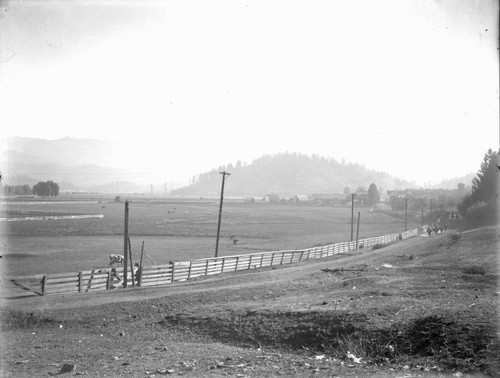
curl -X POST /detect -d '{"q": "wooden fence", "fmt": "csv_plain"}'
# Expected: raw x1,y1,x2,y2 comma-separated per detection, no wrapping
0,201,99,205
0,228,419,299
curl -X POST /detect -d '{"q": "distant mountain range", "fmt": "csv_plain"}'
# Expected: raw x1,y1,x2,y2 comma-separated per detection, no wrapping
1,137,146,192
1,137,475,195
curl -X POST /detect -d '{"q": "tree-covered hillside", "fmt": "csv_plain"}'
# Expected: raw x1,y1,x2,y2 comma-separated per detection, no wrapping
172,152,414,197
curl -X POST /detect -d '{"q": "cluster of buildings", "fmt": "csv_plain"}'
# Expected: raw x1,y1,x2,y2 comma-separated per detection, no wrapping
246,193,372,207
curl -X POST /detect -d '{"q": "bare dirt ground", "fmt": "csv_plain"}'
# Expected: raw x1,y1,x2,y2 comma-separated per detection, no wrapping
1,226,499,377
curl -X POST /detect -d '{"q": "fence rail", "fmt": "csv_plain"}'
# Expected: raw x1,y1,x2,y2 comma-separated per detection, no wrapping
0,228,419,299
0,201,99,205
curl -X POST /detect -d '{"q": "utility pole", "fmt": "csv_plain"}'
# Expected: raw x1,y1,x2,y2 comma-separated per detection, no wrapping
350,193,356,241
215,171,230,258
429,198,433,224
123,200,129,288
355,211,361,249
405,198,408,231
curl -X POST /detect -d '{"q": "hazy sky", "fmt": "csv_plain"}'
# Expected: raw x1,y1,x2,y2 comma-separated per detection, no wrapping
1,0,498,186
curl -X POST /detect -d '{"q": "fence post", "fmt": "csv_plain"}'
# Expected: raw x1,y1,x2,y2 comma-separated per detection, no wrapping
205,260,210,275
78,272,83,293
137,266,142,287
107,271,111,290
248,255,252,270
171,263,175,283
222,258,226,273
188,261,192,280
260,253,264,268
41,275,46,295
235,256,240,271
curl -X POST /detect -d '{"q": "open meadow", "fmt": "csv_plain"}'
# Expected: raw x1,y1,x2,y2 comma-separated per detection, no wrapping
1,197,420,277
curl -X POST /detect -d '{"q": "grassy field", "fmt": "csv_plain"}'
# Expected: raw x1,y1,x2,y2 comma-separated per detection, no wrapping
1,197,420,277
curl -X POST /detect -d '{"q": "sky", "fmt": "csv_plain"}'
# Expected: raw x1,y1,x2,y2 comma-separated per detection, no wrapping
0,0,498,187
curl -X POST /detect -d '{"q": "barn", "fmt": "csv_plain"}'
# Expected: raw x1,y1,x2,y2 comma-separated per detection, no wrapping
264,194,280,203
289,194,310,204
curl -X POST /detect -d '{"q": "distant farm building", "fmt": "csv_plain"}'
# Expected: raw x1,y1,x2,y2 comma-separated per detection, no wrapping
264,194,280,203
355,193,369,207
289,194,310,204
311,193,347,206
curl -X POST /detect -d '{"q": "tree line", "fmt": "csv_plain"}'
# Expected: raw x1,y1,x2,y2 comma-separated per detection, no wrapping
1,180,60,197
458,149,498,225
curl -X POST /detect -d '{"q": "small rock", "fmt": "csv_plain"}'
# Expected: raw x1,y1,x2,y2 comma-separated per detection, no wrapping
59,364,76,374
216,361,225,368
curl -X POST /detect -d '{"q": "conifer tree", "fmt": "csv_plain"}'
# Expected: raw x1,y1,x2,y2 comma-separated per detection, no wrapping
459,149,499,223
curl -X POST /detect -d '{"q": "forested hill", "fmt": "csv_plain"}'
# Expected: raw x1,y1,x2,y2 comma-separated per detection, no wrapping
172,153,414,197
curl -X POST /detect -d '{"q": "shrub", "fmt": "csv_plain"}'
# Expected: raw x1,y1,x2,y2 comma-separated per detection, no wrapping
372,244,384,251
0,309,56,330
462,266,486,275
448,233,461,243
405,315,492,371
464,200,498,226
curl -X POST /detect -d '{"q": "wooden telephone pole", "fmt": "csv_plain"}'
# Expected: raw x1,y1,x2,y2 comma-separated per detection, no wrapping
405,198,409,231
350,193,356,241
215,171,230,258
355,211,361,249
123,200,129,288
429,198,433,224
